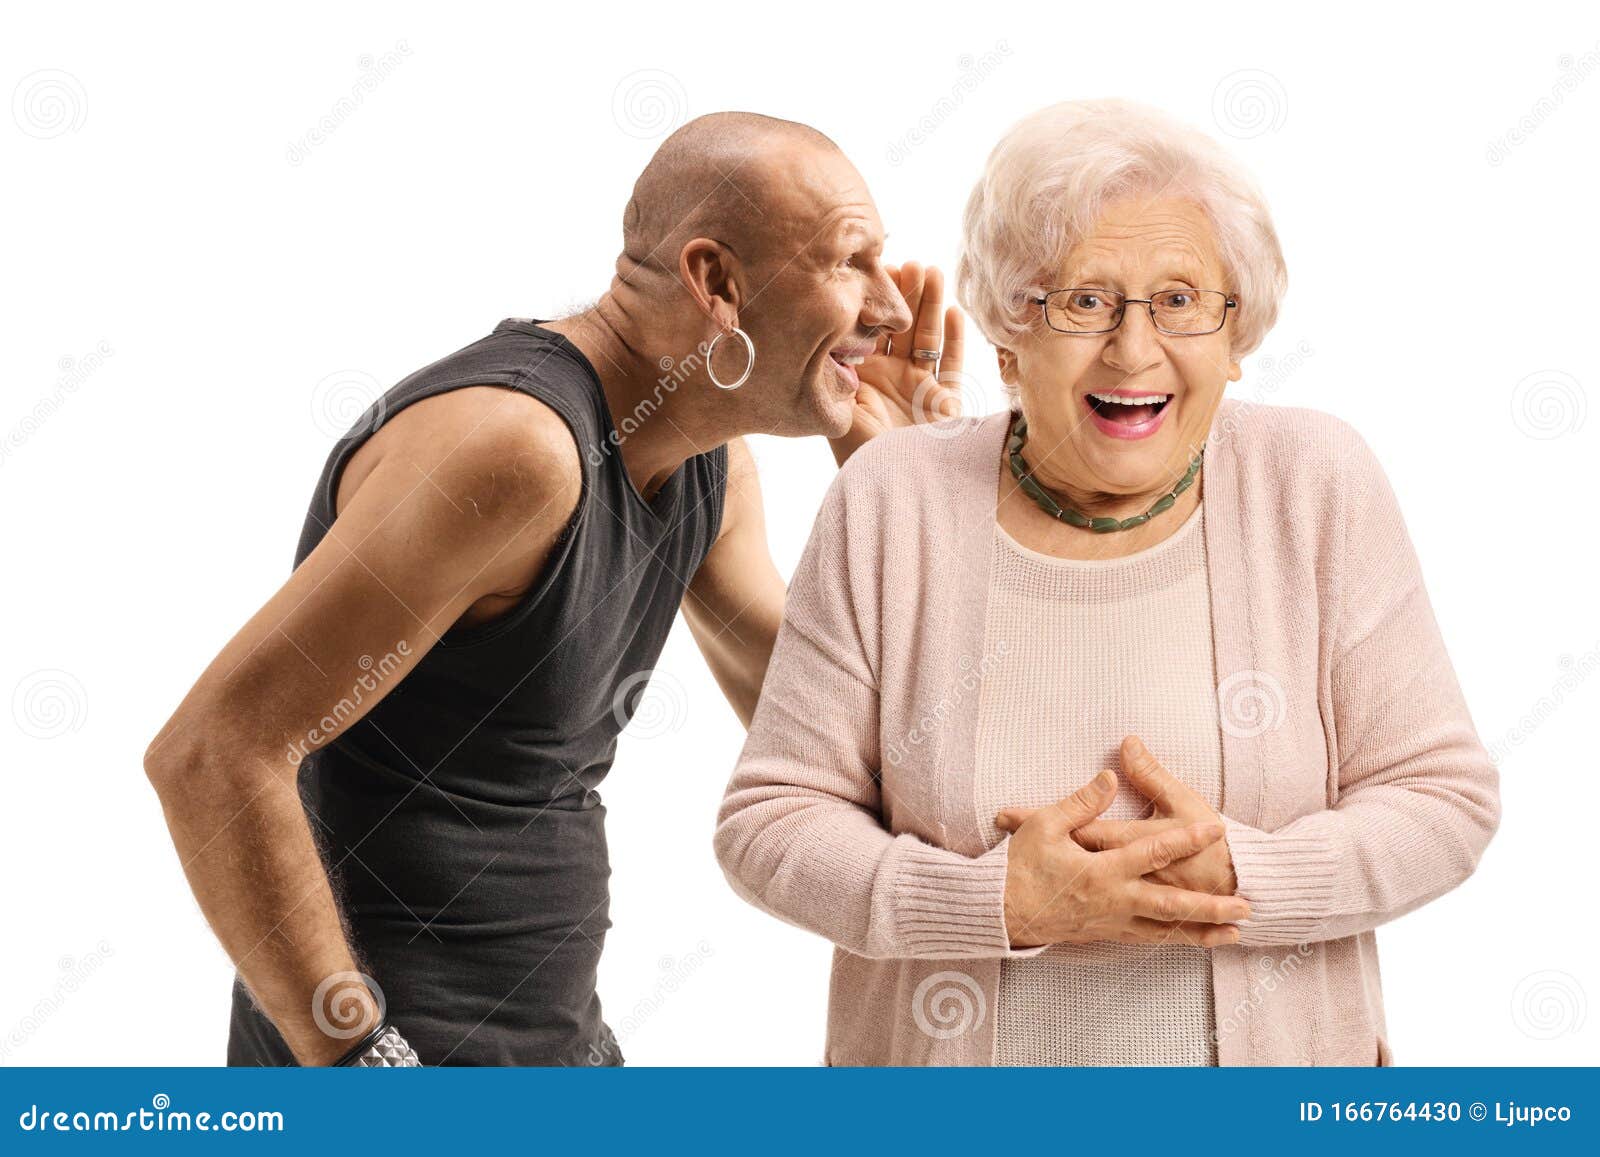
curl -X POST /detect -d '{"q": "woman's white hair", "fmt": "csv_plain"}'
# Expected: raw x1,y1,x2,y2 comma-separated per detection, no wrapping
956,98,1287,366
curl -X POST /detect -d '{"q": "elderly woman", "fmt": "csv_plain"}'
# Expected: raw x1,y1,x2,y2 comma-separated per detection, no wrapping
713,98,1501,1066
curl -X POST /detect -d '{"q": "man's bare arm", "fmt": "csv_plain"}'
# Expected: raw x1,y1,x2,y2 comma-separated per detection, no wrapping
681,437,785,728
142,388,581,1064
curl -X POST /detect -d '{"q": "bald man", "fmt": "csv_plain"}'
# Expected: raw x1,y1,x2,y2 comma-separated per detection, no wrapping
143,112,965,1066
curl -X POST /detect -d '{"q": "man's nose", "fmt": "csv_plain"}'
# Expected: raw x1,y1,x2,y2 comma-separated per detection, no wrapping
866,268,914,334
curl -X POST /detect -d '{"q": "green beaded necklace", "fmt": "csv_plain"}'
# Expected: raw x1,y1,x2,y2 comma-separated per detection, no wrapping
1006,410,1203,533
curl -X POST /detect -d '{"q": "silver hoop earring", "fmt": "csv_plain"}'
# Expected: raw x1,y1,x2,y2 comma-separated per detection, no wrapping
706,326,754,390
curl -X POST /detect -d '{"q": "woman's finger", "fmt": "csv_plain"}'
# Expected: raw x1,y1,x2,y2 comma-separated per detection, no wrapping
1118,916,1241,948
1074,816,1171,851
1128,878,1252,925
1116,819,1222,873
1033,769,1119,837
1119,734,1196,811
994,806,1040,832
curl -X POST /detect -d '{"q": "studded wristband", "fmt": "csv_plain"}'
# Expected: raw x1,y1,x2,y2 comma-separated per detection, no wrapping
332,1022,421,1067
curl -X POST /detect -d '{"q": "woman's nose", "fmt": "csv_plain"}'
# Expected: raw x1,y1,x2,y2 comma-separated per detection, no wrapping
1101,305,1163,373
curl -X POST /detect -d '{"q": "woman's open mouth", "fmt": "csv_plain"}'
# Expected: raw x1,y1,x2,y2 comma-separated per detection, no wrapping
1083,390,1173,440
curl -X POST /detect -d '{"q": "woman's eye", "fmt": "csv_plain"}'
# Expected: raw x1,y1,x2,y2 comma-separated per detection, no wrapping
1072,294,1102,309
1163,293,1193,308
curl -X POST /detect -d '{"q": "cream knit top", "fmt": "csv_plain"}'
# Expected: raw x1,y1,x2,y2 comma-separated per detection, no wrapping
974,499,1222,1065
718,404,1501,1067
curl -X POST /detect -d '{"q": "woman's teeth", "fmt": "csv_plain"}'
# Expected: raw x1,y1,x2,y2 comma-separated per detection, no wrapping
835,354,865,365
1088,392,1169,406
1086,391,1173,424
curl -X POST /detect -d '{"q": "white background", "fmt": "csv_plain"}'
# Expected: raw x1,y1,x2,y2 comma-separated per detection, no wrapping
3,1,1596,1066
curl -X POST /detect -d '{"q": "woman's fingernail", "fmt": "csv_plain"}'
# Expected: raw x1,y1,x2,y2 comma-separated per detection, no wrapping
1095,769,1114,788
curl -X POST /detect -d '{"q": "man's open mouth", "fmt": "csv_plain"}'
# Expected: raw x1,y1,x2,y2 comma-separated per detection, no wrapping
1084,391,1174,426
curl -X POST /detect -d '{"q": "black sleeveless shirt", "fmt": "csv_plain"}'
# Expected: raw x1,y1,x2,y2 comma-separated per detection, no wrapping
227,319,727,1066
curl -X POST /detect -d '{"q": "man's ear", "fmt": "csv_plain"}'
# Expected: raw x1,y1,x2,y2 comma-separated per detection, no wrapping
678,237,742,330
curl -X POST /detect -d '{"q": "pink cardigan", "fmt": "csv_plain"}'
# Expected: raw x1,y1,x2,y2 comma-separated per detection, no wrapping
714,399,1501,1066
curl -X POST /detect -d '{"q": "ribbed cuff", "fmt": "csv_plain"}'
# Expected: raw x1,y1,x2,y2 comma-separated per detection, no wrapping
1221,815,1344,944
891,835,1049,958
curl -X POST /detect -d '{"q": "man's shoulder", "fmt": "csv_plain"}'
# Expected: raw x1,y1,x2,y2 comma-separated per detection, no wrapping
365,386,584,530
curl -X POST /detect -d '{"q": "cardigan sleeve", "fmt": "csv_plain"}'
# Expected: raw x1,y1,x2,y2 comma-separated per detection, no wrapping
1221,429,1502,946
713,462,1047,961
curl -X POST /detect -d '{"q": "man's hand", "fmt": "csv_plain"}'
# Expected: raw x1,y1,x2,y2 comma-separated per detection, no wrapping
996,735,1240,899
828,262,966,466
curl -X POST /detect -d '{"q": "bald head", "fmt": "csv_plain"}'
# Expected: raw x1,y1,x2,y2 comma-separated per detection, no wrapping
621,111,842,276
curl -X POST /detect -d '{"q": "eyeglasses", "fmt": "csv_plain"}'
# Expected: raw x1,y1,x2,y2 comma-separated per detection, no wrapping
1027,287,1237,336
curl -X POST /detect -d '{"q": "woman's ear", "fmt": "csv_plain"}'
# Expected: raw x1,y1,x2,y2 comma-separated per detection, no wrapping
995,345,1019,387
